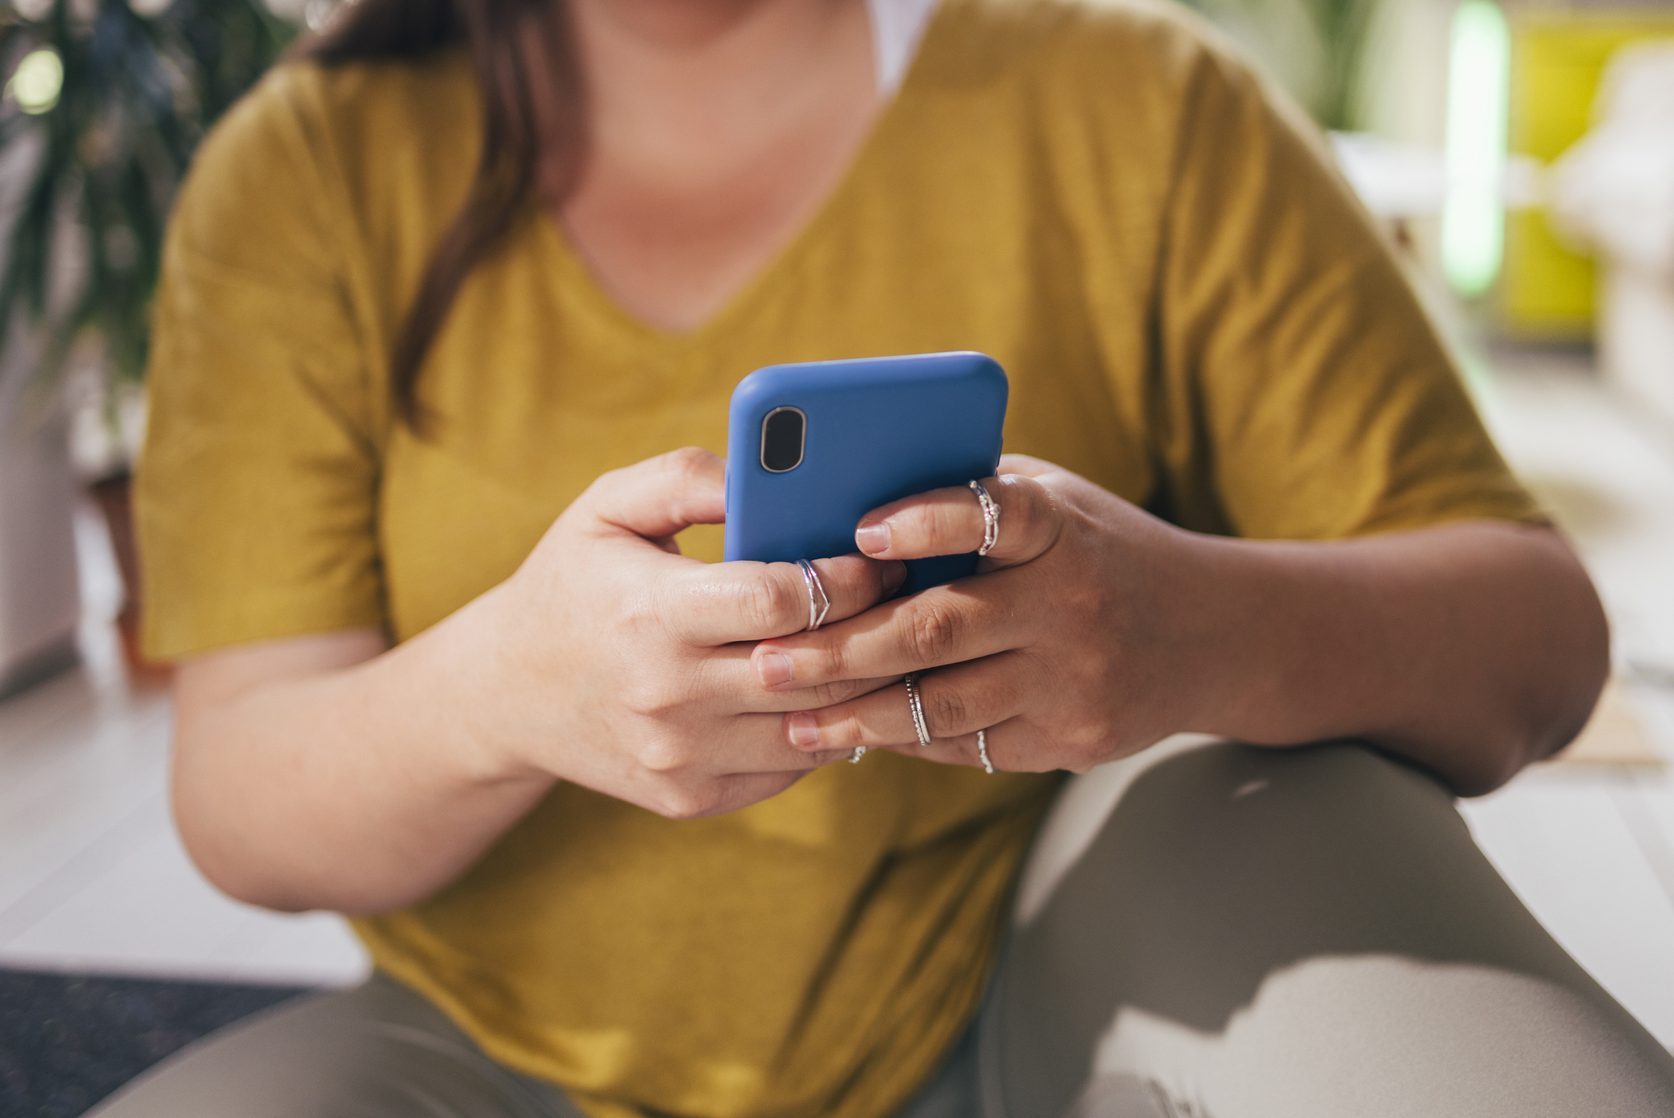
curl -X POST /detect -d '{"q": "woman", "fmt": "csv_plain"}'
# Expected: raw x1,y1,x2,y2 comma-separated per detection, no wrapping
102,0,1674,1114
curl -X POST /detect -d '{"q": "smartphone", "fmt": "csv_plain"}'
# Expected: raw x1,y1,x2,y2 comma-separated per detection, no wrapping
724,351,1008,594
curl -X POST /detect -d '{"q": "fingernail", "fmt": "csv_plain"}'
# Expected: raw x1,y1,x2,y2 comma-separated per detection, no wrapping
786,713,823,749
756,651,794,687
882,561,908,592
856,521,891,555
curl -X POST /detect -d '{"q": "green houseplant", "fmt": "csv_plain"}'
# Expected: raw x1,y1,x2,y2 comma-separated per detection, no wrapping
1,0,297,410
0,0,297,669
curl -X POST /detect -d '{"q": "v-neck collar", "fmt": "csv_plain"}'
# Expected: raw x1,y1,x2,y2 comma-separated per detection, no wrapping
531,0,957,352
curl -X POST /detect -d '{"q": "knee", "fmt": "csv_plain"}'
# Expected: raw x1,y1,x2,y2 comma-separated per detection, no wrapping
1129,737,1456,830
983,739,1674,1118
997,737,1513,1032
1111,738,1464,861
1016,738,1463,922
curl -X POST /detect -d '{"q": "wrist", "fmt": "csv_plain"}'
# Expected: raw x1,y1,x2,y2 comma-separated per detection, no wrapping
416,579,560,789
1158,526,1272,740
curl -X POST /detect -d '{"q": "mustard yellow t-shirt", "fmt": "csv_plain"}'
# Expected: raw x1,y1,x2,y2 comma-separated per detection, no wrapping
137,1,1544,1115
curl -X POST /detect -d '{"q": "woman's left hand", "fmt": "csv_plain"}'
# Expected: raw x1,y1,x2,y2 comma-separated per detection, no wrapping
750,454,1221,774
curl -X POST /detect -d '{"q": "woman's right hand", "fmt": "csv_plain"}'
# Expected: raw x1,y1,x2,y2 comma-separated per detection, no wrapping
480,447,905,820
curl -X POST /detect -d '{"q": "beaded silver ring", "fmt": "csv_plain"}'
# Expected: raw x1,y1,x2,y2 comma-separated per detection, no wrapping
968,479,1001,557
904,672,933,747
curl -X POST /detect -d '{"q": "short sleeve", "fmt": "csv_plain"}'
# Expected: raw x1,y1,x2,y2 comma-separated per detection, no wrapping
1151,36,1545,540
137,67,385,660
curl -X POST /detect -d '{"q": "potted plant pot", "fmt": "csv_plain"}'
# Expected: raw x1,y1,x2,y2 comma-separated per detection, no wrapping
0,379,80,698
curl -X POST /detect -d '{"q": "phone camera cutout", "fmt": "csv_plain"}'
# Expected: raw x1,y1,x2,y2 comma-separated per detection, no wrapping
760,407,806,473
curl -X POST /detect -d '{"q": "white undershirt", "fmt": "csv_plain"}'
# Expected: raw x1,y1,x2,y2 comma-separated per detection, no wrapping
866,0,941,97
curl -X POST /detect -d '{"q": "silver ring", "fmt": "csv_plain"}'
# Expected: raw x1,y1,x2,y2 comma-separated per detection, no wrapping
969,480,1001,557
796,559,832,632
904,672,932,747
849,746,867,764
976,728,995,774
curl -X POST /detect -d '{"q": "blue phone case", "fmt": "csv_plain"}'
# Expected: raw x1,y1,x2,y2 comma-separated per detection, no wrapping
724,352,1008,593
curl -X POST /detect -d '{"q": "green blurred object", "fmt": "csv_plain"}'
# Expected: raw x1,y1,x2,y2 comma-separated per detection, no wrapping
0,0,296,395
1177,0,1382,129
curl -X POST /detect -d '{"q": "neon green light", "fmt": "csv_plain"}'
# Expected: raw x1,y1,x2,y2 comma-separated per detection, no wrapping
5,49,63,115
1443,1,1511,298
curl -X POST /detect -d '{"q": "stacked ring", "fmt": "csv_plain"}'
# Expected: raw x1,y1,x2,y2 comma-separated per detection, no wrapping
796,559,832,632
968,480,1001,557
976,729,995,774
904,672,933,747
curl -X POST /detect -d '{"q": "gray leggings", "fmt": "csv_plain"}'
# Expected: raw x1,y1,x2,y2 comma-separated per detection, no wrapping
92,737,1674,1118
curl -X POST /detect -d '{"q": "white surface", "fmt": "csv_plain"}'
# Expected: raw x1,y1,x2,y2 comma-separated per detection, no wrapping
0,354,1670,1046
1458,772,1674,1043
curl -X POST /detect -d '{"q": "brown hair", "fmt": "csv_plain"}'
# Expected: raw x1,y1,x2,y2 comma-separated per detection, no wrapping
299,0,584,431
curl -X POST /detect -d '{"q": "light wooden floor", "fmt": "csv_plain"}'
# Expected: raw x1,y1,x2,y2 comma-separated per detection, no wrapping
1,351,1672,1045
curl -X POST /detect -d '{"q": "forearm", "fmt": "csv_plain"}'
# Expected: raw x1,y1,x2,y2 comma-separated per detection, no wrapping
173,583,553,915
1186,520,1610,795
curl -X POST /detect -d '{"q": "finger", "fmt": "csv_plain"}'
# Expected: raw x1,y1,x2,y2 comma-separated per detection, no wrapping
695,649,903,714
582,447,727,540
853,474,1063,569
670,715,858,777
726,746,855,774
691,772,805,817
889,716,1047,773
752,569,1032,689
778,652,1032,752
661,554,907,646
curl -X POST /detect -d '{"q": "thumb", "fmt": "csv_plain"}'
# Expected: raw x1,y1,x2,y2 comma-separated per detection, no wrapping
582,448,727,541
